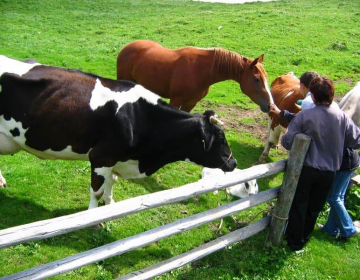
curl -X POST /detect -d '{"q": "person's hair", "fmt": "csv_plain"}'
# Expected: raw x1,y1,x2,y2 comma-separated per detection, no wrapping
309,77,334,104
300,71,320,88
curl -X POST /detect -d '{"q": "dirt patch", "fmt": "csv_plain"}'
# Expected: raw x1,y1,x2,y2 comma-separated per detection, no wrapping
200,101,269,142
199,95,345,143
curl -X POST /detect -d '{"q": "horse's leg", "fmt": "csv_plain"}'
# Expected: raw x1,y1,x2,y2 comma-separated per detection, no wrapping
179,100,199,113
169,98,183,109
259,123,284,163
0,170,7,188
180,89,209,112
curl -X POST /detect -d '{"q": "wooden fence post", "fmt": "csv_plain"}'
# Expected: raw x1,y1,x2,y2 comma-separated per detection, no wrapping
266,133,311,247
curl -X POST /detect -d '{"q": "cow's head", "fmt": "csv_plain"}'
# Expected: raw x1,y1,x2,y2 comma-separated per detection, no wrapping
188,110,237,172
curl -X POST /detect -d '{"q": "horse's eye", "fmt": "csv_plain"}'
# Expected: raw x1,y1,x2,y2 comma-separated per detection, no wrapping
254,77,260,83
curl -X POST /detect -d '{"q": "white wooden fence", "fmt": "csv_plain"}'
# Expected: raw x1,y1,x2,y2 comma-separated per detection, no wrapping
0,134,311,280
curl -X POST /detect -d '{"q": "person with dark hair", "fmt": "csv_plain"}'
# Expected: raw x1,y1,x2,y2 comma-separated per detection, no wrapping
271,86,360,242
281,77,360,251
299,71,321,110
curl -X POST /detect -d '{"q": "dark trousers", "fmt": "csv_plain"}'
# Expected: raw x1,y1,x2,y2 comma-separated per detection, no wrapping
285,166,335,251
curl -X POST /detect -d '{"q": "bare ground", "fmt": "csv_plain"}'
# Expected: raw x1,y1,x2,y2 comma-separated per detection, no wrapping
200,94,344,143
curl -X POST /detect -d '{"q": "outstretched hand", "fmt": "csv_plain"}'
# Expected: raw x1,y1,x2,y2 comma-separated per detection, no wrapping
269,103,281,115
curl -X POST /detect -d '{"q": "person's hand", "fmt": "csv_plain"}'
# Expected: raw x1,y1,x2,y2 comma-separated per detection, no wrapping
269,103,281,115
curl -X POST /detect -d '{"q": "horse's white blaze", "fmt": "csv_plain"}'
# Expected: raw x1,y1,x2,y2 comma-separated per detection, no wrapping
90,79,159,113
264,77,274,104
0,55,40,78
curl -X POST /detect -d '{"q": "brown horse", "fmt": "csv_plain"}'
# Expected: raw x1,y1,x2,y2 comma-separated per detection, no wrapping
116,40,273,112
258,72,303,163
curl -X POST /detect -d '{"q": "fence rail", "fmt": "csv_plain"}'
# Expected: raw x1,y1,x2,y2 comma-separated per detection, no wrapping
0,160,286,249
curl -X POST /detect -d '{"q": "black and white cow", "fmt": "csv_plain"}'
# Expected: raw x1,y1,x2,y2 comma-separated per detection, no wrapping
0,55,237,209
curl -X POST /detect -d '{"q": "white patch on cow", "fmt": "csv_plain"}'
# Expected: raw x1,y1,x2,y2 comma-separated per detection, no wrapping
28,145,89,160
112,160,145,179
89,167,118,209
0,55,40,78
0,170,7,188
0,116,89,160
89,79,159,113
0,116,26,155
89,161,144,208
200,167,258,198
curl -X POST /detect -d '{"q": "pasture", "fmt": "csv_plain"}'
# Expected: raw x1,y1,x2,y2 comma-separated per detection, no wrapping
0,0,360,279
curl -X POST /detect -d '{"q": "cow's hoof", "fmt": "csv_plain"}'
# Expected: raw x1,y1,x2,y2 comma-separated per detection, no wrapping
91,223,104,230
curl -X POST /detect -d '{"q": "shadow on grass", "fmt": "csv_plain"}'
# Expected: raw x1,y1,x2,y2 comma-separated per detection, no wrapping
0,191,86,230
229,140,284,192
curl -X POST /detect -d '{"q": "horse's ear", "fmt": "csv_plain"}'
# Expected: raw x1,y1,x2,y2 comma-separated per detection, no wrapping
250,54,265,67
258,54,264,63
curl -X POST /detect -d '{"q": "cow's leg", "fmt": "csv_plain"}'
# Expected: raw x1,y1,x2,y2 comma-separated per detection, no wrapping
0,170,7,188
89,166,116,209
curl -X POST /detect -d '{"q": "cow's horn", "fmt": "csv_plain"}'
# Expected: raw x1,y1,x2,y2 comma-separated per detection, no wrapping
210,115,224,126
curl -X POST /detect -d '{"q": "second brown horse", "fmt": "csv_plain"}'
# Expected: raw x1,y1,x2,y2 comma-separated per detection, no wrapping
117,40,272,112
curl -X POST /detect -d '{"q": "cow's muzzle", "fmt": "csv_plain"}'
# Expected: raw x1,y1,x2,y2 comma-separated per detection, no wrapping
220,153,237,172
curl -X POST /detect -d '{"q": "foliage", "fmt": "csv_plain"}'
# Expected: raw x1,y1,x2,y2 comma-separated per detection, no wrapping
347,185,360,219
0,0,360,279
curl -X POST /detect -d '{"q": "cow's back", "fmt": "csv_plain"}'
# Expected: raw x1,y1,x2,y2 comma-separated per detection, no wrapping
0,61,115,158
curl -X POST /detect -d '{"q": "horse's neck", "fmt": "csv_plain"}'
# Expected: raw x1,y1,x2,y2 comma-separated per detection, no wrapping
210,49,247,83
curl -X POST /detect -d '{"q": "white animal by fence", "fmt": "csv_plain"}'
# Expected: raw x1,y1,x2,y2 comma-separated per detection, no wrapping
201,167,258,198
339,81,360,127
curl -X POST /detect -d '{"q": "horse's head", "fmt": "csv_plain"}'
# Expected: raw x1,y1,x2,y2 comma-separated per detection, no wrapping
239,54,273,113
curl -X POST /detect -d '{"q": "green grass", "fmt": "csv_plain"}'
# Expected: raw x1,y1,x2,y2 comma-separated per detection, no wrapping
1,0,360,279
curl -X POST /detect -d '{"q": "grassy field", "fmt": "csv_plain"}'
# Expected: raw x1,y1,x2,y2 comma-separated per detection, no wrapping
1,0,360,279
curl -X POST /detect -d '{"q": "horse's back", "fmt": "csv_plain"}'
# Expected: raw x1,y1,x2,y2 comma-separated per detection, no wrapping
339,82,360,127
117,40,162,81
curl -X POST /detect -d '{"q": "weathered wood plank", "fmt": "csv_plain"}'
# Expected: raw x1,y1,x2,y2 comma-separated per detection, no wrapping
350,173,360,186
0,160,285,249
266,133,311,247
119,216,271,280
4,188,279,280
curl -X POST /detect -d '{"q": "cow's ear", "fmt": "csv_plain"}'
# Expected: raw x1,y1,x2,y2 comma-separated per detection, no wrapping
200,119,215,151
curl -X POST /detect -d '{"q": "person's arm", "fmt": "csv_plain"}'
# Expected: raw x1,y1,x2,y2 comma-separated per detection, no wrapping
270,104,296,123
281,114,304,150
280,110,296,123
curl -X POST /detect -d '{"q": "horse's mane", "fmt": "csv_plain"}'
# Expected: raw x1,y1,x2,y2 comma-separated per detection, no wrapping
211,48,247,79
